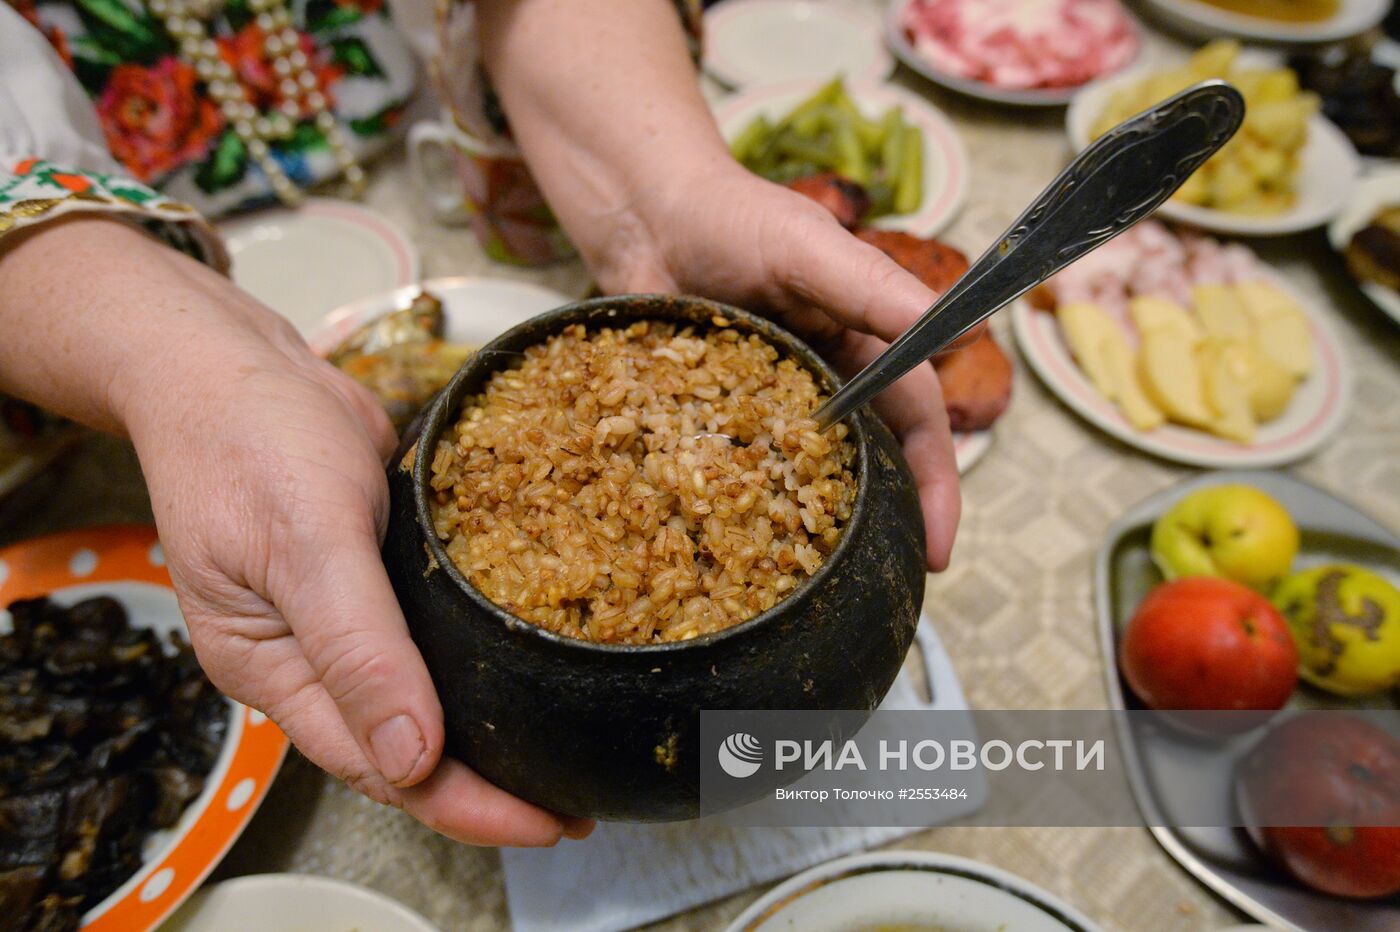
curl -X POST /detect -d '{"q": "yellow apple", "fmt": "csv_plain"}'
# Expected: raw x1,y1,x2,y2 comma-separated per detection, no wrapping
1150,483,1300,591
1138,328,1213,427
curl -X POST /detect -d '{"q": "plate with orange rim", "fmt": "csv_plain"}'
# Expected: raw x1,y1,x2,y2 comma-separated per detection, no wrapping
0,525,289,932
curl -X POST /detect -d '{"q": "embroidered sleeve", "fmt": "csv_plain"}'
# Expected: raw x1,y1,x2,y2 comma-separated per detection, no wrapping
0,6,227,269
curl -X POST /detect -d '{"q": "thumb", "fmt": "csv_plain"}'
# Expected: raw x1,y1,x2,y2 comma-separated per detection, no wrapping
278,525,445,789
773,205,986,352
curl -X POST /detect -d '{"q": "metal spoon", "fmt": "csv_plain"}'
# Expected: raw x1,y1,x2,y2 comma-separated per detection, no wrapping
809,80,1245,432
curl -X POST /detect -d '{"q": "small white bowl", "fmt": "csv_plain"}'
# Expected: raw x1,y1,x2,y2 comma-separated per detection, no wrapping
161,874,438,932
1065,56,1359,237
726,851,1102,931
1327,171,1400,328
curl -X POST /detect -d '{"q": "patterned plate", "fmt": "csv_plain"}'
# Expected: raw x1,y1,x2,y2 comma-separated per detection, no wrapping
0,526,289,932
1010,288,1349,470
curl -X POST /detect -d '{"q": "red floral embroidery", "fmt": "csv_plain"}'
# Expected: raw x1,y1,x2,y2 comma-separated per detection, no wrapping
95,58,223,183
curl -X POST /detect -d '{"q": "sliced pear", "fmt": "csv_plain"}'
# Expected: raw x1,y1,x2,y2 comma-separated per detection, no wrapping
1138,327,1213,427
1056,302,1120,398
1192,285,1253,342
1130,296,1203,344
1199,342,1257,443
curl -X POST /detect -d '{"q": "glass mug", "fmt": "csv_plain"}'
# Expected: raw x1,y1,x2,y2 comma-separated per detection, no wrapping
406,116,575,266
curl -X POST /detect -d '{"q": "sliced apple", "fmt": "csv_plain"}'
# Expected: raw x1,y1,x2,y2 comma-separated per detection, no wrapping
1236,281,1314,377
1254,312,1314,379
1192,285,1253,342
1138,327,1214,428
1130,296,1203,344
1056,302,1120,398
1101,336,1165,432
1200,342,1257,443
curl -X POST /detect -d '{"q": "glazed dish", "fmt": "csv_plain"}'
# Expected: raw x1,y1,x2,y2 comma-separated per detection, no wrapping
1030,221,1313,445
428,320,856,645
0,596,227,932
1090,42,1316,218
897,0,1138,93
328,289,475,432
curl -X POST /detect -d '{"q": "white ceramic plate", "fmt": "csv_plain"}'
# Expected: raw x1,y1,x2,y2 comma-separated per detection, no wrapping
1066,59,1360,236
714,79,970,236
0,527,289,932
725,851,1102,931
162,874,438,932
704,0,892,90
1140,0,1389,44
308,276,573,356
884,0,1142,107
220,198,419,336
1327,171,1400,327
1011,283,1349,468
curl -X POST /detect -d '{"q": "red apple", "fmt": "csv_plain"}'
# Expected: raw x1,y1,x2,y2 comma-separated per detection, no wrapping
1236,712,1400,898
1120,577,1298,715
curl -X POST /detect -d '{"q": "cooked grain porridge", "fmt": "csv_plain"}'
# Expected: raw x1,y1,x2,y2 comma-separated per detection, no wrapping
428,319,857,644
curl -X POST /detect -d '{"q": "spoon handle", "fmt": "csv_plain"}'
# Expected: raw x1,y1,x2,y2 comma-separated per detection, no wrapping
812,80,1245,431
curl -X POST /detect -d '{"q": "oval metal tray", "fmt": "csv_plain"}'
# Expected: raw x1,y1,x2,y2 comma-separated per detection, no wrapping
1094,469,1400,931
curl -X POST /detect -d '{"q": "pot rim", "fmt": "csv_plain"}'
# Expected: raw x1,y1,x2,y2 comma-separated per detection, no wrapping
408,293,879,656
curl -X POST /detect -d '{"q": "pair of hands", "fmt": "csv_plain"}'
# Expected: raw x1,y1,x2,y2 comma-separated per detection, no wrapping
150,165,962,848
0,172,963,839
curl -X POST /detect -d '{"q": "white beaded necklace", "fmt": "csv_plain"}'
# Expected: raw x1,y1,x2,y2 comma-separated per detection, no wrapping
147,0,366,205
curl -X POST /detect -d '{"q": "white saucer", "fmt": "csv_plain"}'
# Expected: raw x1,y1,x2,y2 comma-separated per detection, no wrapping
220,199,419,335
703,0,892,90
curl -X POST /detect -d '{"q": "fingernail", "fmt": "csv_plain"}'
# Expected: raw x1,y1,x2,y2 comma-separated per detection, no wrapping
369,714,425,785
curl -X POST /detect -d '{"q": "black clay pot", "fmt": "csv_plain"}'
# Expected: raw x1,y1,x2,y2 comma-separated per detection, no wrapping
382,294,926,822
